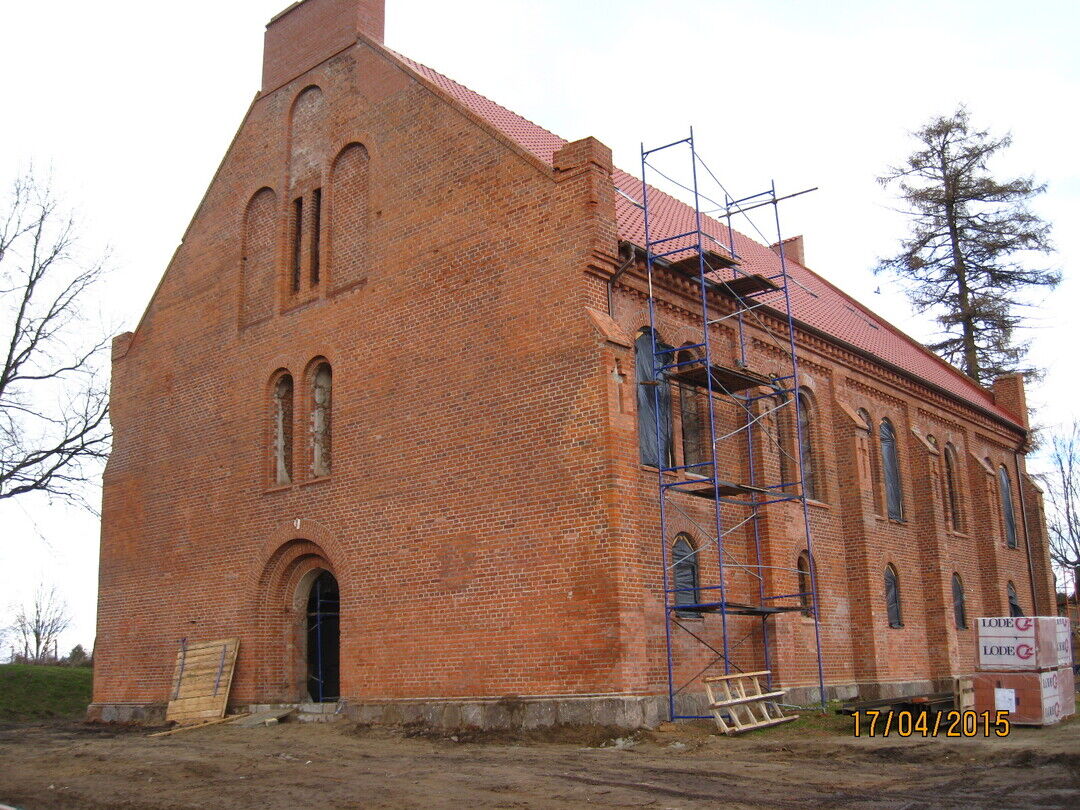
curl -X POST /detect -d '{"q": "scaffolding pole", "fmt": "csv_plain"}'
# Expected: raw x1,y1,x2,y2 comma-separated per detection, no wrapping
639,130,827,718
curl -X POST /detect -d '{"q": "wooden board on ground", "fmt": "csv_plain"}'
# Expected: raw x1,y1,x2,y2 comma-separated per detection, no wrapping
166,638,239,725
233,707,297,728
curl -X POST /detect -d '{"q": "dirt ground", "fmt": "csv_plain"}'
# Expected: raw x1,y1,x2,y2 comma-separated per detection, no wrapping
0,713,1078,809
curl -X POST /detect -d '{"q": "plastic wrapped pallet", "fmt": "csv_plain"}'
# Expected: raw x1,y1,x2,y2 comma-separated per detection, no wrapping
1051,617,1074,667
971,669,1064,726
976,617,1066,671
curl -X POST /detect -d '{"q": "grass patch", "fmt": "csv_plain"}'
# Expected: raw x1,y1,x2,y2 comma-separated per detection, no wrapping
0,664,93,721
783,704,853,736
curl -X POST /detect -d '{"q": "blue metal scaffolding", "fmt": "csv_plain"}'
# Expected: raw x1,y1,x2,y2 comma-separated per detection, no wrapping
639,130,827,719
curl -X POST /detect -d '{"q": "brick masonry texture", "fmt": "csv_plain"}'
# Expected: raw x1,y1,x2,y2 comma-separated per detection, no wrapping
94,0,1057,721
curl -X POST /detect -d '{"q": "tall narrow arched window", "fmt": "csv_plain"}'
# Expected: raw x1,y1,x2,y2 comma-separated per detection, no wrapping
880,418,904,520
858,408,880,512
329,142,370,293
240,187,277,326
678,349,706,471
310,362,332,478
272,373,294,485
797,392,817,501
998,465,1018,548
952,574,967,629
635,329,673,468
774,394,794,488
797,551,814,617
672,535,700,613
884,564,903,628
1007,582,1023,617
943,443,963,532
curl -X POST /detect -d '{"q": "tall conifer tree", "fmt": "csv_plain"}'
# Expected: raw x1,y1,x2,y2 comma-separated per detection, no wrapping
876,107,1059,383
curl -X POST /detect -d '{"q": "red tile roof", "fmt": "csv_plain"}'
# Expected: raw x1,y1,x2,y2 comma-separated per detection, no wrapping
391,51,1018,427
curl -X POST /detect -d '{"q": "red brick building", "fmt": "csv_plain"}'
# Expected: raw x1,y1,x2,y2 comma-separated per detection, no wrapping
91,0,1056,726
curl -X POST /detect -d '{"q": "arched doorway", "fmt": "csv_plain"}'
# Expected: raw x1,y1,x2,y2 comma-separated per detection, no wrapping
306,570,340,702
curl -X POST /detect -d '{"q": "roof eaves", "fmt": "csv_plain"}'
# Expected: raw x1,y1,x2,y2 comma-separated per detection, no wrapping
616,239,1024,433
359,34,560,178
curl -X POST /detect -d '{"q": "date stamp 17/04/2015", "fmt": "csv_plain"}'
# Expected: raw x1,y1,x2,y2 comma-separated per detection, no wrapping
852,710,1011,738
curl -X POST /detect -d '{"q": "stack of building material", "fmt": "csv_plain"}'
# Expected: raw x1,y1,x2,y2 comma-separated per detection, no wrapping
971,617,1075,726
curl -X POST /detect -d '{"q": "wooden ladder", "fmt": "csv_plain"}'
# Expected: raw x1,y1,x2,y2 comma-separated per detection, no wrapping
704,670,798,735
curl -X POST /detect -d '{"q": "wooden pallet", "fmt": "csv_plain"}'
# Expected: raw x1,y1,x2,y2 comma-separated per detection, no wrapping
704,670,798,735
166,638,239,725
954,678,975,712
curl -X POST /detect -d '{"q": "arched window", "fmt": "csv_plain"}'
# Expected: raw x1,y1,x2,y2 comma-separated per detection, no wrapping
310,362,332,477
943,443,963,532
272,373,294,485
884,564,903,628
240,187,277,326
773,394,794,488
797,392,817,501
998,465,1018,548
952,574,967,629
635,329,673,468
797,551,814,617
857,408,880,511
880,418,904,520
672,535,700,613
329,142,370,293
678,349,706,471
1007,582,1023,617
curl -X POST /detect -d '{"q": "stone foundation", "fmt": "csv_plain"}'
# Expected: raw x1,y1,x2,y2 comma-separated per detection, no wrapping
86,702,167,725
85,679,959,728
345,694,668,730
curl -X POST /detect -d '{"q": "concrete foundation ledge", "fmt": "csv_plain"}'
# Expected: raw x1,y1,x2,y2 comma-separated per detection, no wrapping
782,679,951,707
343,694,668,731
87,702,167,725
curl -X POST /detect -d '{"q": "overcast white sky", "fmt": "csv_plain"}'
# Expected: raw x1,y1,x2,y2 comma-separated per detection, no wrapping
1,0,1077,653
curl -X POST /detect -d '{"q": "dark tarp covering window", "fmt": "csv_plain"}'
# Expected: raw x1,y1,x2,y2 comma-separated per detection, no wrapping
776,395,794,487
952,574,967,629
798,394,816,501
880,419,904,521
636,330,673,468
999,466,1018,548
885,565,903,628
672,537,699,612
797,551,813,616
679,353,706,470
1008,582,1023,617
944,445,962,531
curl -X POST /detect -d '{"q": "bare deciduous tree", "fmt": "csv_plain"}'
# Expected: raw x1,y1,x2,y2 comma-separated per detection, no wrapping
0,170,111,504
876,107,1059,384
10,585,71,664
1039,421,1080,597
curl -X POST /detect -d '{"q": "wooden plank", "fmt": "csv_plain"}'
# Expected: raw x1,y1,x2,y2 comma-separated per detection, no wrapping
170,651,233,670
703,670,773,682
149,716,238,737
168,709,225,721
233,708,297,728
714,709,798,736
166,638,239,724
709,690,787,708
169,695,235,712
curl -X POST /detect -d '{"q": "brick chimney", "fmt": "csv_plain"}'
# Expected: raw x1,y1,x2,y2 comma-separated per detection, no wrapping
263,0,385,93
770,235,805,267
992,372,1029,429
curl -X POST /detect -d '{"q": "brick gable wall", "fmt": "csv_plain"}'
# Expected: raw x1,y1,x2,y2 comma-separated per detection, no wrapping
96,38,631,707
